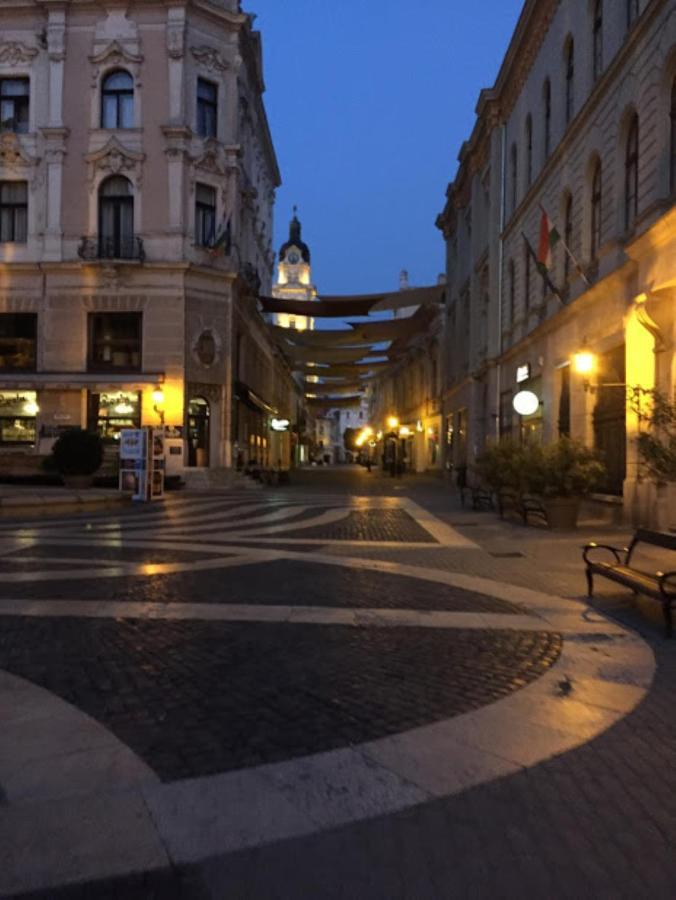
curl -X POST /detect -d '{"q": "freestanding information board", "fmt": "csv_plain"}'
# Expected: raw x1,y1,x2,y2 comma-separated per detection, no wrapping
120,428,165,501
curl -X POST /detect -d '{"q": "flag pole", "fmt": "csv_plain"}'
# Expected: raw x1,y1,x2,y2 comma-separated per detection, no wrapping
538,203,590,288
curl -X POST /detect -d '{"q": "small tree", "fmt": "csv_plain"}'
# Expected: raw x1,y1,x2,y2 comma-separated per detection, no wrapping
634,390,676,483
50,428,103,477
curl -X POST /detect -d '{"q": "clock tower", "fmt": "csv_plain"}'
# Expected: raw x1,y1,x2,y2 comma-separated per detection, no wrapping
271,208,317,331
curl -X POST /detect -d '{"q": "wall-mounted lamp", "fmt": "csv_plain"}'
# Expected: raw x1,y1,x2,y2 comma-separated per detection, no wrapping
386,415,399,430
152,388,165,425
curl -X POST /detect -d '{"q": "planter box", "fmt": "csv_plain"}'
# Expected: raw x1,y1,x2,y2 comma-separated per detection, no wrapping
544,496,580,530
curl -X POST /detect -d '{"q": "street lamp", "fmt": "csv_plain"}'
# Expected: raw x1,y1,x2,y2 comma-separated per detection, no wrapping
152,388,165,425
387,415,399,430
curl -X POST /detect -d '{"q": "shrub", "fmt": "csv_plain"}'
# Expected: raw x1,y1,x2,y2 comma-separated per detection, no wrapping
525,437,605,498
476,437,605,498
50,428,103,477
634,390,676,483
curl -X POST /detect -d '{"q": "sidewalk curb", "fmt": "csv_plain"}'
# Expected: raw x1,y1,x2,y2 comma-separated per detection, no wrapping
0,493,132,519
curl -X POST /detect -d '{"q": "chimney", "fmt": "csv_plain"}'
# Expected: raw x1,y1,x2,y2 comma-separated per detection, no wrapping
399,269,410,291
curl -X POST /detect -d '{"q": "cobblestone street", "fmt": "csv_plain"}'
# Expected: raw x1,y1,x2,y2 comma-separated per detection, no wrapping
0,468,674,898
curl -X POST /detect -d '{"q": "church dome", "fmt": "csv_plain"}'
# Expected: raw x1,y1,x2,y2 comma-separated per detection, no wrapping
279,208,311,263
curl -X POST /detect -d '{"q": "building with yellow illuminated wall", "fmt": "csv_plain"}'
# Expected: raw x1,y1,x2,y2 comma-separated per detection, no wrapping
436,0,675,526
271,209,317,331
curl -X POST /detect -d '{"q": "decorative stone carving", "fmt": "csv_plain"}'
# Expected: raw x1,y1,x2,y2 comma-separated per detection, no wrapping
0,42,39,66
47,26,66,62
192,143,226,177
191,45,230,73
89,41,143,88
167,24,185,60
84,137,145,190
193,330,220,368
0,133,39,169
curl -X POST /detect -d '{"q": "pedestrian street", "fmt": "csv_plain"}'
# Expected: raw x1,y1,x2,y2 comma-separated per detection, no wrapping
2,480,673,898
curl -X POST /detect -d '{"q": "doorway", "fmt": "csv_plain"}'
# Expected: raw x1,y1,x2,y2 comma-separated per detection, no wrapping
187,396,210,467
593,345,626,495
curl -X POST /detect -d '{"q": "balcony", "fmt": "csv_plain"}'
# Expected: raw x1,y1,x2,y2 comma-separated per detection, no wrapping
78,235,145,263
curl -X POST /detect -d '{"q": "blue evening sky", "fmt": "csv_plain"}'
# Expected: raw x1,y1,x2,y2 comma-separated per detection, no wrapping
252,0,524,297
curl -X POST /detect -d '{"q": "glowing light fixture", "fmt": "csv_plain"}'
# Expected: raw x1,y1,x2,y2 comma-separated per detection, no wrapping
573,350,595,375
399,426,411,438
23,400,39,416
387,415,399,430
152,387,165,425
512,390,540,416
114,401,134,415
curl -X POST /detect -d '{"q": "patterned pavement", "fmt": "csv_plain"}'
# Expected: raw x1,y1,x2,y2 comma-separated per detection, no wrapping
0,473,673,897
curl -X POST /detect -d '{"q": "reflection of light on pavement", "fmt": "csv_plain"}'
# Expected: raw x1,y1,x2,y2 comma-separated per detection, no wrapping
142,564,162,576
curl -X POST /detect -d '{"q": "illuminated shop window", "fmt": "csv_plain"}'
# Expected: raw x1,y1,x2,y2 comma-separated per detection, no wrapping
88,390,141,441
0,391,38,445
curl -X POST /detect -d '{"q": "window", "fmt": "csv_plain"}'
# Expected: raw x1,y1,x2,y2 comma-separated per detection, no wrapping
624,114,639,230
543,79,552,160
670,78,676,195
88,391,141,441
195,183,216,246
0,391,37,445
508,258,515,324
525,115,533,187
593,1,603,82
565,39,574,124
627,0,639,28
0,181,28,243
98,176,134,259
510,143,518,212
524,242,531,312
0,313,36,370
563,194,573,281
590,160,602,259
101,71,134,129
0,78,29,134
197,78,218,138
88,312,142,372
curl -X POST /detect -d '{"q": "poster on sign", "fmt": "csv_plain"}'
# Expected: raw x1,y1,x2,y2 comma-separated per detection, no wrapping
150,428,166,500
119,429,148,501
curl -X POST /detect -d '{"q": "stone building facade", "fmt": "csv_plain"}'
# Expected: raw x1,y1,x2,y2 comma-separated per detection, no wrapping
436,0,675,522
0,0,295,478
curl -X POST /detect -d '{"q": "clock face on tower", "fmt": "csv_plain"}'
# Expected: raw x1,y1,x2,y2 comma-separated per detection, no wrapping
287,251,300,264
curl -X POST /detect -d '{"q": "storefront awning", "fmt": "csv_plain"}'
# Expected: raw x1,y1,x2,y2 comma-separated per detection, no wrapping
259,284,444,318
234,380,277,415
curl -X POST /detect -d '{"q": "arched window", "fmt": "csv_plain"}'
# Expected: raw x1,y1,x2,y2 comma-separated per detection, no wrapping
508,258,515,324
590,160,602,259
525,115,533,187
543,79,552,160
624,114,639,229
524,242,531,312
563,193,573,281
510,143,518,212
99,176,134,259
671,77,676,195
627,0,639,29
565,39,574,124
101,71,134,129
593,1,603,82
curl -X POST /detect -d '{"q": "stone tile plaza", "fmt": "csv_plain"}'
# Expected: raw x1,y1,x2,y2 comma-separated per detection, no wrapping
0,0,676,898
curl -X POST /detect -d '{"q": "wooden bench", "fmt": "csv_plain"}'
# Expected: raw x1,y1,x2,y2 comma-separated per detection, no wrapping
583,528,676,637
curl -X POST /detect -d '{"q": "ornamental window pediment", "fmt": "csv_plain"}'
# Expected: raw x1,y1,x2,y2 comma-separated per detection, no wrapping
0,132,39,171
191,45,230,74
85,136,144,190
192,143,226,178
89,41,143,88
0,42,39,67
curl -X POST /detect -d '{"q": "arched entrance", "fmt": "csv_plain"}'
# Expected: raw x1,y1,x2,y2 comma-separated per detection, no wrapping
187,397,210,467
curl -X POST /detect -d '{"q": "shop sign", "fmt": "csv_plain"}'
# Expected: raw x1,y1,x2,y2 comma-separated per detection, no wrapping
271,418,290,432
516,364,531,384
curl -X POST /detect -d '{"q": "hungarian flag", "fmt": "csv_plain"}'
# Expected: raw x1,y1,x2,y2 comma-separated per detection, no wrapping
537,209,560,272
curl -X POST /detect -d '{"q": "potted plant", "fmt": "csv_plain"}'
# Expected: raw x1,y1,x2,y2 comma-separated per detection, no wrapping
49,428,104,489
526,437,605,529
635,390,676,529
